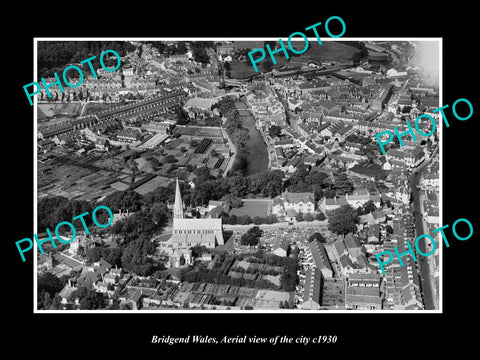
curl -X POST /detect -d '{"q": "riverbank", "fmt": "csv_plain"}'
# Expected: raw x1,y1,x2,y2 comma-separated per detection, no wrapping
234,100,269,177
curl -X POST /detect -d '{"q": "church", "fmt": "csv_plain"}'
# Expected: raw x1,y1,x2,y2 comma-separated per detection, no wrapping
159,179,224,251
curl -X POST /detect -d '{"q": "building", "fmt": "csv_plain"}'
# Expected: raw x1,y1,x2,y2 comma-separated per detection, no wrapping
272,238,289,257
318,196,348,213
160,179,224,251
116,130,141,143
307,240,333,278
271,191,316,216
346,283,382,310
302,267,322,310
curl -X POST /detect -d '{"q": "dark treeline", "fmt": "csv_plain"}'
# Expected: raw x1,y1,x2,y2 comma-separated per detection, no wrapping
37,41,137,78
211,96,250,176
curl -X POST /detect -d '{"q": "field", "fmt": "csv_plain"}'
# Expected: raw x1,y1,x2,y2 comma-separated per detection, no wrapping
229,199,272,218
233,41,265,50
38,103,82,119
134,175,171,195
299,41,361,62
82,102,118,116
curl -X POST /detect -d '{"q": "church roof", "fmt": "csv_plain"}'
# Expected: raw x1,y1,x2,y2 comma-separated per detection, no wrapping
174,178,184,219
173,218,223,231
170,232,217,244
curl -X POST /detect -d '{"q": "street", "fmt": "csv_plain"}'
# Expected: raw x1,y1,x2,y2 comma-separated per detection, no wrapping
410,146,438,310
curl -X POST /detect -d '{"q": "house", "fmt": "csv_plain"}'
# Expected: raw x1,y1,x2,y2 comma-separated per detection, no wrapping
103,273,118,285
372,209,386,224
367,224,381,242
423,173,439,188
318,195,348,213
271,191,316,216
93,280,110,294
95,138,110,151
37,253,53,273
307,240,333,278
405,146,425,168
38,139,55,152
116,130,141,142
344,234,364,258
272,238,289,257
59,280,77,306
125,289,143,310
333,239,348,261
338,254,355,276
169,248,193,267
302,267,322,310
347,273,381,288
77,270,102,288
346,285,382,310
345,188,381,209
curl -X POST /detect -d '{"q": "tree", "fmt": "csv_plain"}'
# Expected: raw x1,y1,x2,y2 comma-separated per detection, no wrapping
295,212,304,222
102,190,143,213
323,187,337,199
221,194,243,209
327,205,359,235
315,212,326,221
240,226,262,246
49,294,63,310
304,213,314,222
268,125,282,138
86,247,103,263
176,108,189,125
121,236,156,276
333,173,354,195
308,232,326,243
385,225,394,234
237,215,252,225
165,154,177,163
73,285,106,310
189,140,199,148
101,247,122,267
38,273,64,297
149,202,168,226
150,157,161,169
363,200,377,214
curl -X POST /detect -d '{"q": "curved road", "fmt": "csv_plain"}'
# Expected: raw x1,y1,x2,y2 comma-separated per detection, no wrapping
410,146,438,310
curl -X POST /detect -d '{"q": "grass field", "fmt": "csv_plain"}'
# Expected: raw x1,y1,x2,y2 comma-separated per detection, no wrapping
38,103,82,118
229,199,272,218
297,41,360,61
83,102,118,116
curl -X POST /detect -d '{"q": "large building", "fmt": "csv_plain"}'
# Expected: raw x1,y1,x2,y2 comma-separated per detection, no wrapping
160,179,224,251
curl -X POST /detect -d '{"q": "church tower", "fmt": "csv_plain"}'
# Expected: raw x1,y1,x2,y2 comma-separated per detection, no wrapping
173,178,184,219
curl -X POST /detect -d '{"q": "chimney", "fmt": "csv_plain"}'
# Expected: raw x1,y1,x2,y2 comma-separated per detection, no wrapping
68,279,72,288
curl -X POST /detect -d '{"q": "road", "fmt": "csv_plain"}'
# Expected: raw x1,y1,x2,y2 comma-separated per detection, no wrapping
410,145,438,310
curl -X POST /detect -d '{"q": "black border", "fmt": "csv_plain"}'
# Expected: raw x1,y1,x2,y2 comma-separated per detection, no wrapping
7,4,478,355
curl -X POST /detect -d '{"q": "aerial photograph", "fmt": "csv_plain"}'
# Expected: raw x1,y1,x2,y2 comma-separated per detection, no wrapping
34,39,440,312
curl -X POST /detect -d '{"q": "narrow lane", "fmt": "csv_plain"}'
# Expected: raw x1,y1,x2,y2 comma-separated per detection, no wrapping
410,146,438,310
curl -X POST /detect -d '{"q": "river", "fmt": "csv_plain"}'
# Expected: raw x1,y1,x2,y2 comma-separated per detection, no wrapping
234,100,269,177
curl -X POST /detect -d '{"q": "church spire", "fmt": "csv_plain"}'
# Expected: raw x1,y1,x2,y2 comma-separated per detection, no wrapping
174,178,184,219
